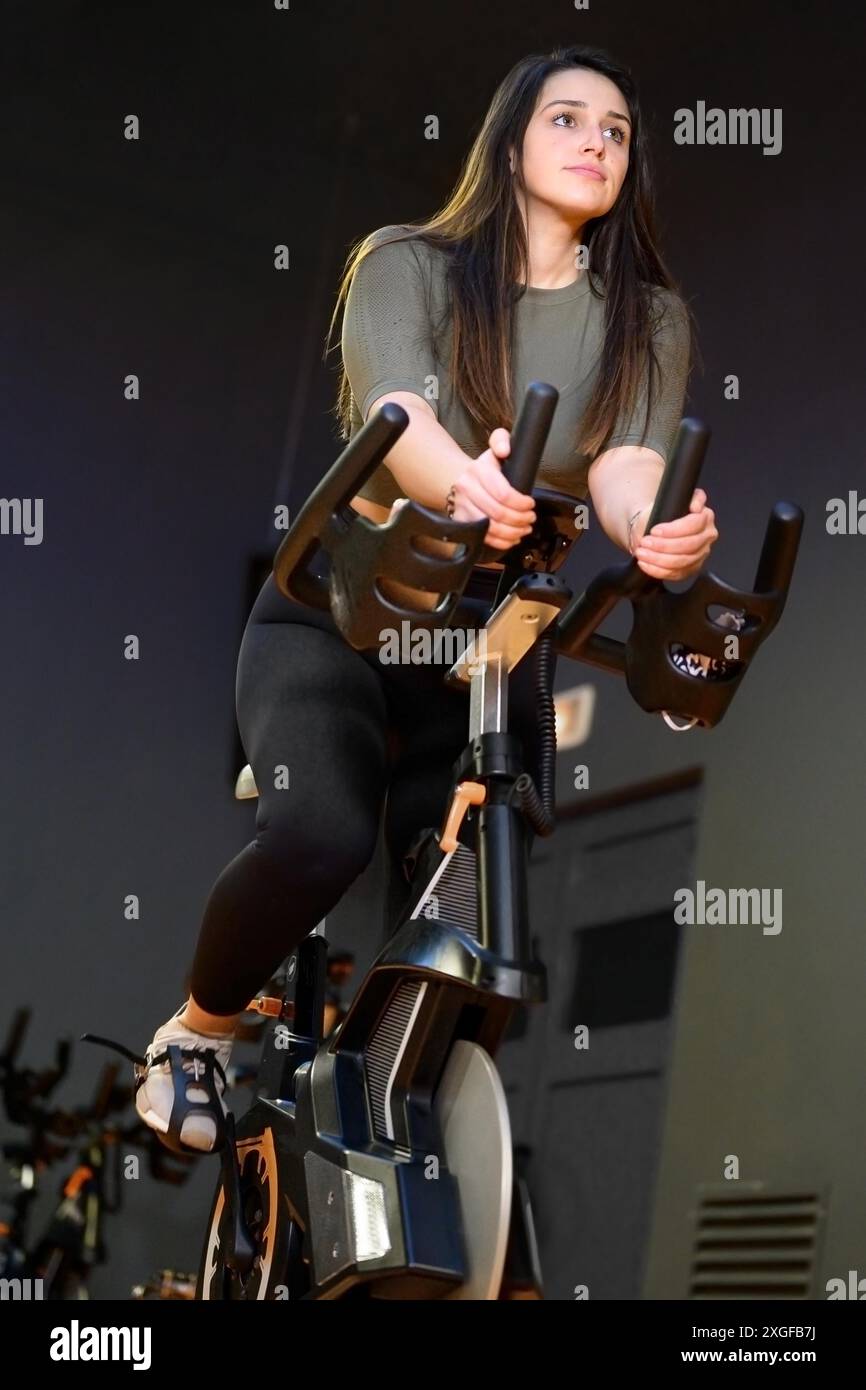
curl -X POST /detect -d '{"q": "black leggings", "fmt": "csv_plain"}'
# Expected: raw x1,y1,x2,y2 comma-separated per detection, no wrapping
188,563,552,1016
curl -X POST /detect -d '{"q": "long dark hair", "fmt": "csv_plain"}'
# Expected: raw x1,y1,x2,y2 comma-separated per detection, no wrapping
325,43,696,461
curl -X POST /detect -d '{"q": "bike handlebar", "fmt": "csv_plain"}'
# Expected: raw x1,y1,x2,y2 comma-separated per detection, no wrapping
644,416,708,532
499,380,559,493
270,382,802,727
273,400,412,612
273,381,559,608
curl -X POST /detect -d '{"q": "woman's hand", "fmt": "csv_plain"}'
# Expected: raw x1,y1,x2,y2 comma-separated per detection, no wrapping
632,487,718,581
450,427,537,551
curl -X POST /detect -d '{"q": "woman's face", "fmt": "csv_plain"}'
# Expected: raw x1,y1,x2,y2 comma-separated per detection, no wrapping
512,68,632,225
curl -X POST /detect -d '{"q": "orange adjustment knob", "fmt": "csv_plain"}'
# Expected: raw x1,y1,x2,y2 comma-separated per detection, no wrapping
439,780,486,853
245,996,284,1017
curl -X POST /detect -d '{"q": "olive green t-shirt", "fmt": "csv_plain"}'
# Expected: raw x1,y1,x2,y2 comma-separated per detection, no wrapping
340,227,691,509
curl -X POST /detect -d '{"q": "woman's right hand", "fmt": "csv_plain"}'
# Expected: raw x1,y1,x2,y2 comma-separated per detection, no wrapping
449,428,537,551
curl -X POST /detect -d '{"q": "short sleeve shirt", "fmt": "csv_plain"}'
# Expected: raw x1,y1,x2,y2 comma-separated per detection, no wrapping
340,226,691,509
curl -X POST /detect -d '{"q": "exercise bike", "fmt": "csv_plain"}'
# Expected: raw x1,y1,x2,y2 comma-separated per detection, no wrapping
190,382,802,1299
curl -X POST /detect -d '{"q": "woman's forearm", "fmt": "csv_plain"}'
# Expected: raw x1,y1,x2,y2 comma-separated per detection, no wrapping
370,394,471,511
587,445,665,551
373,408,667,550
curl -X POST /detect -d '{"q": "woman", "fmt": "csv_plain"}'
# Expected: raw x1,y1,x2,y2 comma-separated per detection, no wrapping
115,43,718,1154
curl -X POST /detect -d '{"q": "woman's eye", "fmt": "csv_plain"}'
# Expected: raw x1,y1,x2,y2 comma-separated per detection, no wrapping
552,111,627,144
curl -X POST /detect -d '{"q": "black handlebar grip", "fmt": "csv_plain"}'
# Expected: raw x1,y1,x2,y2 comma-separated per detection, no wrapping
500,380,559,494
645,417,709,531
272,401,410,605
753,500,804,595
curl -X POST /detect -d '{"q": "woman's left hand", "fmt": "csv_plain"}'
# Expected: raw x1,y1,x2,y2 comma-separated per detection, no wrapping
632,488,718,581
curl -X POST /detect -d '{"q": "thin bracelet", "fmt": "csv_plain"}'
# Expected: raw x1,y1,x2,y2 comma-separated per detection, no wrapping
445,483,457,518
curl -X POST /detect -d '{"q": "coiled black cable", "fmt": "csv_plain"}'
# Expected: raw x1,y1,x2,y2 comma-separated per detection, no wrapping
509,629,557,837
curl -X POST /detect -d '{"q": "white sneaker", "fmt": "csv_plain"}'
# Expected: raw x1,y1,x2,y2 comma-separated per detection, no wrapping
133,1005,235,1154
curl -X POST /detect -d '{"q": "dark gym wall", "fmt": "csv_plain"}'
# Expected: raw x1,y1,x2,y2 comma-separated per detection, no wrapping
1,2,862,1299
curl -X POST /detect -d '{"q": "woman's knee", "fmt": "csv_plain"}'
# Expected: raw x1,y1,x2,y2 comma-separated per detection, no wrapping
250,800,380,894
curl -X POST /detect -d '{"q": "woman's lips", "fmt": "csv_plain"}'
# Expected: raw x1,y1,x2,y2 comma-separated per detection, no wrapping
565,166,604,180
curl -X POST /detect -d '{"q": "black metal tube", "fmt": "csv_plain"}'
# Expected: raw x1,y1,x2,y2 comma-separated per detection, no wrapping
477,798,531,963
